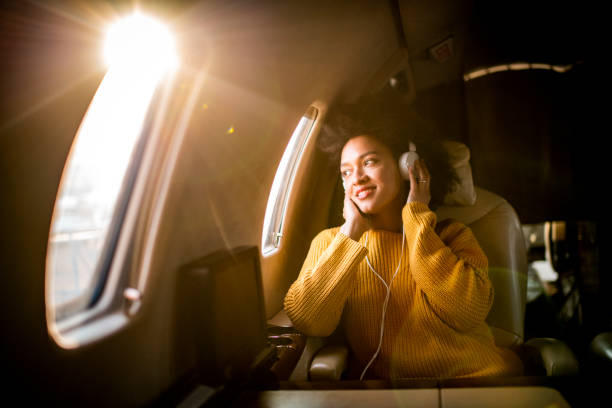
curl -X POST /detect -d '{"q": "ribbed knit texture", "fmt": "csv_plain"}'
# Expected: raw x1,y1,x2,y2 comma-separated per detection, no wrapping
284,202,523,379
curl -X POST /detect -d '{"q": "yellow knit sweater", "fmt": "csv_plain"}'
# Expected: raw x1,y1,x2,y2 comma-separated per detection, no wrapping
284,202,523,379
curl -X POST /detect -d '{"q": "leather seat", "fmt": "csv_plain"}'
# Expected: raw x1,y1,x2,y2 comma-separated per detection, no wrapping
436,186,579,377
436,186,527,348
588,331,612,373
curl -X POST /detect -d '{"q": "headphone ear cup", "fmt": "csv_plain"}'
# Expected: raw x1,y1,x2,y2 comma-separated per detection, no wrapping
398,151,419,180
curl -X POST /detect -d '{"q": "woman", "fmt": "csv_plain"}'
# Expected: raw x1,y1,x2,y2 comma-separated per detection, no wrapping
283,109,523,380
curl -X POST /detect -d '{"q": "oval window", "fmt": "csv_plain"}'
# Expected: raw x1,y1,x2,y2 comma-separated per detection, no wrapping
262,106,318,255
46,13,177,332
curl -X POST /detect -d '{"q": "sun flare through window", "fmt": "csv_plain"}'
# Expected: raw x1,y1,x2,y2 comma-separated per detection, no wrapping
46,12,178,345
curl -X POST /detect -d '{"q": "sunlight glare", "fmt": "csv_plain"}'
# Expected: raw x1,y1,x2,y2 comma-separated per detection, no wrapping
104,12,178,76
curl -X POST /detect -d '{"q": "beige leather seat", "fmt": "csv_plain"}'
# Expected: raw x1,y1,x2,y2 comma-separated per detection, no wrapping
589,331,612,372
436,186,527,348
274,141,579,380
436,187,579,377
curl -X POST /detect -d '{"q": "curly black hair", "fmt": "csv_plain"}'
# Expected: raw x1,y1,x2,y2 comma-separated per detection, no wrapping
317,103,458,210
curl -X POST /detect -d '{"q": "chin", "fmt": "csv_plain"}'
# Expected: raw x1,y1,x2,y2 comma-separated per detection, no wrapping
357,201,376,214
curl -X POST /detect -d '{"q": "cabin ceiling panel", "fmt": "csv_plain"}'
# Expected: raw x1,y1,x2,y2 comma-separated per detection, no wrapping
397,0,592,92
397,0,474,92
179,0,401,108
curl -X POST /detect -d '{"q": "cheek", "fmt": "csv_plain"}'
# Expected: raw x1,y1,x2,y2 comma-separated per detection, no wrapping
381,168,402,196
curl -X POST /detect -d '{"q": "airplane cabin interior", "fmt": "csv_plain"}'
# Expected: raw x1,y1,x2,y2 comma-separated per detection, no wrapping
0,0,609,407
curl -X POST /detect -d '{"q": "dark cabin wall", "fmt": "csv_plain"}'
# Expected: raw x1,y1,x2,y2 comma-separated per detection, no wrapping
464,68,596,225
461,0,610,327
461,0,601,225
411,81,469,144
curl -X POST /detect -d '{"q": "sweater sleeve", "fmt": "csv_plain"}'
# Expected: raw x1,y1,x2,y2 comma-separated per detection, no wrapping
403,202,492,332
284,229,367,337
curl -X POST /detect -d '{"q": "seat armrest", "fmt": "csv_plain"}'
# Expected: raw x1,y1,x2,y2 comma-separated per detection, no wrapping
267,309,306,380
521,338,579,376
268,310,349,381
309,345,349,381
589,331,612,370
267,309,294,328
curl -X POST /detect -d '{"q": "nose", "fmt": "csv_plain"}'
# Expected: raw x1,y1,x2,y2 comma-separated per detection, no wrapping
349,166,368,186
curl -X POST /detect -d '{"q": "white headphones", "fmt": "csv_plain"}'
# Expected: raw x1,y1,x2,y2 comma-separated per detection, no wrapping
342,142,418,191
398,141,419,180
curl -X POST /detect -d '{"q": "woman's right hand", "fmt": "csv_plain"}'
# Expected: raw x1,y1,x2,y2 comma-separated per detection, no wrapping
340,193,370,241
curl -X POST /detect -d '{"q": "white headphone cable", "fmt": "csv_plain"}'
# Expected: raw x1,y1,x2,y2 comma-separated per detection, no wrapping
359,226,405,380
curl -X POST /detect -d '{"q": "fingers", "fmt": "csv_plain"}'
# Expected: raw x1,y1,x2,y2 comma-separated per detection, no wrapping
342,193,351,219
343,194,359,220
414,159,430,180
341,194,370,240
408,160,417,184
408,159,430,183
406,159,431,205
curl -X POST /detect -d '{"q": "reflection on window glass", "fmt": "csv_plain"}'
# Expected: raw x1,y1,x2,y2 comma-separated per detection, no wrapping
47,64,166,317
262,106,318,256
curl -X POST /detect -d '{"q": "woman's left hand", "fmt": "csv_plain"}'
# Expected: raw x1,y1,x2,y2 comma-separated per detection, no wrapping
407,159,431,205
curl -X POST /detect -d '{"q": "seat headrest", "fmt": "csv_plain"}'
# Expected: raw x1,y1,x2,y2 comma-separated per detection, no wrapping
442,141,477,206
437,187,507,225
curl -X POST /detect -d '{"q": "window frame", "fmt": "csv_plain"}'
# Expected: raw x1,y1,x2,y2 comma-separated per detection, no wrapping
50,93,156,322
46,68,194,348
261,106,319,256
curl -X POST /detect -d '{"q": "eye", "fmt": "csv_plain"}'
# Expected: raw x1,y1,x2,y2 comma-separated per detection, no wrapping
364,157,378,166
341,169,351,178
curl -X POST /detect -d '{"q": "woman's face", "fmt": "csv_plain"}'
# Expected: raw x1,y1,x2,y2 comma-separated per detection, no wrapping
340,135,404,215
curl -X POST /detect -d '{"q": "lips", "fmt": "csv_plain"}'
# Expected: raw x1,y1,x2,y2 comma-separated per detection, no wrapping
355,186,375,200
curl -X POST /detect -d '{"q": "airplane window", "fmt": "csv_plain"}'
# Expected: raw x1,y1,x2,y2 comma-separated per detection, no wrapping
46,13,177,327
262,106,318,256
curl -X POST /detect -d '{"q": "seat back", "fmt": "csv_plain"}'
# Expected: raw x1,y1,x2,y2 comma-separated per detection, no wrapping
436,187,528,347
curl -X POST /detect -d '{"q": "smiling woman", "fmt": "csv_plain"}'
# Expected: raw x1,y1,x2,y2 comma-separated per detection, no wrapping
284,107,524,380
